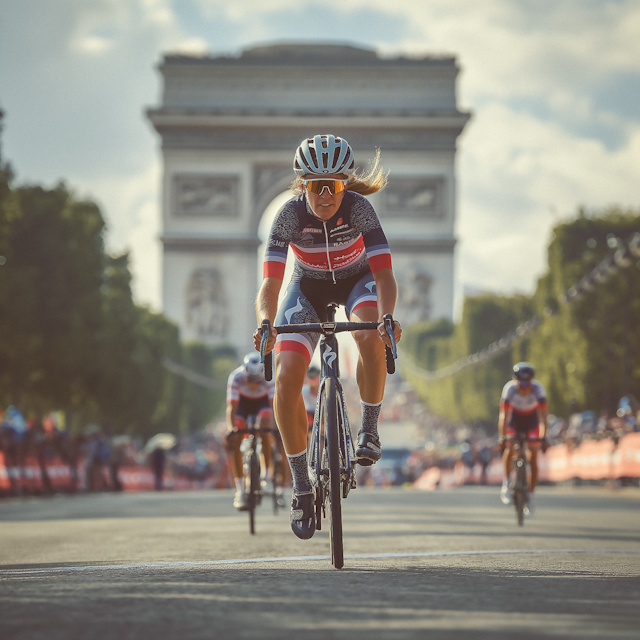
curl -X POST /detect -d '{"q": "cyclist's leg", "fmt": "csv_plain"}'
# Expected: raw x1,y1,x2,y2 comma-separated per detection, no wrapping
501,429,515,504
347,273,386,463
527,421,541,492
257,405,274,476
226,412,248,509
225,415,246,480
274,287,320,539
503,428,516,478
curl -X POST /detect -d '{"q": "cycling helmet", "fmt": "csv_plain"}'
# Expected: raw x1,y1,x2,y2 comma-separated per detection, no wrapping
513,361,535,382
293,134,355,176
243,353,264,381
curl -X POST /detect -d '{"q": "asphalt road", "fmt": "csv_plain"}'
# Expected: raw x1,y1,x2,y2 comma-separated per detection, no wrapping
1,485,639,640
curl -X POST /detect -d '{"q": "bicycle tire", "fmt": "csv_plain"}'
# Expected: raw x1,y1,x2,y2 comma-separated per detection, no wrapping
324,377,344,569
514,458,527,526
249,448,260,535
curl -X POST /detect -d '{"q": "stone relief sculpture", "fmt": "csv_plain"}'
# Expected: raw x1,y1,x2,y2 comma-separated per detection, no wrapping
185,267,229,339
398,268,433,324
383,177,445,217
174,175,239,217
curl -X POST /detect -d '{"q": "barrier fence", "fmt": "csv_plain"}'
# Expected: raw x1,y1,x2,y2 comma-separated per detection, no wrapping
0,453,224,495
2,432,639,496
414,432,640,490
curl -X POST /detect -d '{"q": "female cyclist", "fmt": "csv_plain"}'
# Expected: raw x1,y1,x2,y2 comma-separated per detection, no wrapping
254,134,402,540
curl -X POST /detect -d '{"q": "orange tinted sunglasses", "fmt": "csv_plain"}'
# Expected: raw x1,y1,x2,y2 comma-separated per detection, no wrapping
303,179,348,195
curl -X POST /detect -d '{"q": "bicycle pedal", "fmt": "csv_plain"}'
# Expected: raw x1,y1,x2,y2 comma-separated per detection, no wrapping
357,458,374,467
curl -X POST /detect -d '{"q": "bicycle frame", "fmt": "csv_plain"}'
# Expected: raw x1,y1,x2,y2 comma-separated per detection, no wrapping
307,309,358,510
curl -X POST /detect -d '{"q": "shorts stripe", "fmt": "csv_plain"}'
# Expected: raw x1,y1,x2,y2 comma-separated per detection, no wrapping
275,334,313,364
352,299,378,313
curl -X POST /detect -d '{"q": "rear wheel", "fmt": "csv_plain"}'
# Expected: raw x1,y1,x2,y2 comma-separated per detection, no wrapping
248,449,260,535
272,446,284,515
325,378,344,569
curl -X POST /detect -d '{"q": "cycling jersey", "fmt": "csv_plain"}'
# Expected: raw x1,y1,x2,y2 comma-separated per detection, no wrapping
500,380,547,415
226,366,275,403
263,191,392,283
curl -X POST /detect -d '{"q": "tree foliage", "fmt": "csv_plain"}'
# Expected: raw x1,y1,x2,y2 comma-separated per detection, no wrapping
403,206,640,429
0,170,236,435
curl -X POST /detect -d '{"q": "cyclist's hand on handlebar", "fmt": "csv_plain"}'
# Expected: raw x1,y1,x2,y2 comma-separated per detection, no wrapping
378,319,401,348
253,326,277,355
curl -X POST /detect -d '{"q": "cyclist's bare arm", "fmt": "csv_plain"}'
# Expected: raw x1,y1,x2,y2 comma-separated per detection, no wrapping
371,268,402,346
498,406,510,439
537,405,548,440
226,400,239,432
254,277,281,354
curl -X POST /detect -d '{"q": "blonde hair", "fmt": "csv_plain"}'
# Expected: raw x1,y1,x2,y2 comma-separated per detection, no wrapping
290,148,388,196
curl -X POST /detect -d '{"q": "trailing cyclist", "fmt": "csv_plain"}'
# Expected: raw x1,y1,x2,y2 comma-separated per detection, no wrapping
225,353,276,510
498,361,549,514
253,134,402,540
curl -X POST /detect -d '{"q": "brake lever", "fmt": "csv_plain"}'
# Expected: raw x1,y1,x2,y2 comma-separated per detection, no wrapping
383,313,398,359
260,319,272,381
382,313,397,374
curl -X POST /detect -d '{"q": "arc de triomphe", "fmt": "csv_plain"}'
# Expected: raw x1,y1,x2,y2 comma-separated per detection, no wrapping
147,43,470,357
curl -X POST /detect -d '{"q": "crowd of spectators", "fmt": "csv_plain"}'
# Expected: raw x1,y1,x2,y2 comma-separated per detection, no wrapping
0,406,231,498
547,395,639,448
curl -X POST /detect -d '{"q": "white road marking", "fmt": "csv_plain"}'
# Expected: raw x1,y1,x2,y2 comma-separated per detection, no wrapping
1,549,638,576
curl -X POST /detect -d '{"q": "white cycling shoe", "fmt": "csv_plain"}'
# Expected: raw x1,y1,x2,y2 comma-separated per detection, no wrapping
233,490,249,511
500,481,512,505
524,494,535,517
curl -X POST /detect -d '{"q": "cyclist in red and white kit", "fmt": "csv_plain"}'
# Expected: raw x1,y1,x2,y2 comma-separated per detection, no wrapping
498,362,549,514
254,134,402,540
225,353,275,510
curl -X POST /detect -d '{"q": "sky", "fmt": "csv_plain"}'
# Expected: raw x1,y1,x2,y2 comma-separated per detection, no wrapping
1,0,639,317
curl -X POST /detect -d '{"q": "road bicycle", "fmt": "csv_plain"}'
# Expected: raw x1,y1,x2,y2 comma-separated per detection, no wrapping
240,415,285,535
260,304,397,569
510,433,545,526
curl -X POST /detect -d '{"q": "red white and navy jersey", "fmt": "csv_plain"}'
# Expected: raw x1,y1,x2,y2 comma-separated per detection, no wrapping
500,380,547,415
226,366,275,403
263,191,392,282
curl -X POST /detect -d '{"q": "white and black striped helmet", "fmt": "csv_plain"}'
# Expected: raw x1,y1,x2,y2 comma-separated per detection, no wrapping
293,134,355,176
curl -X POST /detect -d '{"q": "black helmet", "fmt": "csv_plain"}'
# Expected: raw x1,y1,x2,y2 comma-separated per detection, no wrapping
513,362,535,381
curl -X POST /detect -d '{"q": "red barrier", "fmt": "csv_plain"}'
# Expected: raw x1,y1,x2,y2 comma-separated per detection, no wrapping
414,433,640,490
0,452,221,495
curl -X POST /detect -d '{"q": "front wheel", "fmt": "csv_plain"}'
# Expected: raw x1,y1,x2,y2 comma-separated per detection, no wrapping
324,378,344,569
514,458,527,527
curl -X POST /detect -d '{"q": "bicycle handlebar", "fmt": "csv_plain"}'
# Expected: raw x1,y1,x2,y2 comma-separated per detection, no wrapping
259,314,398,379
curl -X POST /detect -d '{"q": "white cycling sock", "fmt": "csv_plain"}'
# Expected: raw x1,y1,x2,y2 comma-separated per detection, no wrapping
234,478,243,493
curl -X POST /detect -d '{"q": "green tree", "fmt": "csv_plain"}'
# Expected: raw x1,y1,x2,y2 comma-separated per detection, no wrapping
531,207,640,417
0,181,105,414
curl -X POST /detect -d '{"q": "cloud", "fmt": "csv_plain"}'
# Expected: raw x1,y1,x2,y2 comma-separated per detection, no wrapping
458,100,640,295
1,0,639,315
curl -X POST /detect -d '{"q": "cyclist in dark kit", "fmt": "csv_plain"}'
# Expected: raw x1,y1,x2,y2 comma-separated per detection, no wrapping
254,134,402,540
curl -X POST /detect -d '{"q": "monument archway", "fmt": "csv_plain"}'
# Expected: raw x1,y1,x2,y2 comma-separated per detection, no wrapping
147,43,470,357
